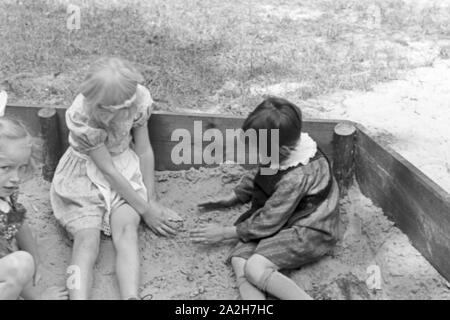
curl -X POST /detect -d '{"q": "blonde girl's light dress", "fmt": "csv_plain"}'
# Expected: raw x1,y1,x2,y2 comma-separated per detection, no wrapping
50,84,153,237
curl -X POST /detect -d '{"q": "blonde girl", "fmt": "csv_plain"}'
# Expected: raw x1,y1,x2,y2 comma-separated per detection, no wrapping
0,94,68,299
50,58,180,300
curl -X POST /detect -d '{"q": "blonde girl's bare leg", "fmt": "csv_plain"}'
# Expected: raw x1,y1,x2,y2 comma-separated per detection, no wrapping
0,251,34,300
69,228,101,300
231,257,265,300
110,204,141,300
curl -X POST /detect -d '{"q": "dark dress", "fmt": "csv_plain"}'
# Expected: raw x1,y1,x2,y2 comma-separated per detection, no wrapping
0,193,26,258
229,150,340,269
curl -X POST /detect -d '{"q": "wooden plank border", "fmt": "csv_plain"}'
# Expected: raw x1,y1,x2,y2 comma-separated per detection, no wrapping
4,104,342,171
355,124,450,281
147,112,342,171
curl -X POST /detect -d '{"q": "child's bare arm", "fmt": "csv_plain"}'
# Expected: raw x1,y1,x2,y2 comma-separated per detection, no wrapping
132,123,156,200
89,145,177,236
132,123,183,223
15,222,40,285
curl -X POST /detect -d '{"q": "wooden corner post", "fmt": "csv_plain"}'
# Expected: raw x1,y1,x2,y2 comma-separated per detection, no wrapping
38,107,62,182
333,122,356,195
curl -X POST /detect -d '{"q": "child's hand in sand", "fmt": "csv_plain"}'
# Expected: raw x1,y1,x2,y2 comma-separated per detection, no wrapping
190,224,237,245
198,192,239,211
190,224,225,244
39,286,69,300
143,204,178,237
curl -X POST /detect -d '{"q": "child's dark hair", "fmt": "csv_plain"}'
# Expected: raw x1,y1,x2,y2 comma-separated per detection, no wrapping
242,97,302,158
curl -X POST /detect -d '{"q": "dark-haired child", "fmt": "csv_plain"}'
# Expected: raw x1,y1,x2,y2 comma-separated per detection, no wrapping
191,97,340,300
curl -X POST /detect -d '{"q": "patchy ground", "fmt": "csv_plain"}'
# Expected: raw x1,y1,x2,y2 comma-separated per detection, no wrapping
21,166,450,300
2,0,450,109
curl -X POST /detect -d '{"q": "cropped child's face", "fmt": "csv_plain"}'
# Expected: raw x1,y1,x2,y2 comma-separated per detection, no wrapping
0,137,31,198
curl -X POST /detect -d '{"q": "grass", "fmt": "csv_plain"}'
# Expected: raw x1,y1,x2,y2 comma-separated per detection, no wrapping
1,0,449,113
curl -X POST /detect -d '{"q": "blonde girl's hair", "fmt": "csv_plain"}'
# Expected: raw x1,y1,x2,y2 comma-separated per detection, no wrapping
79,57,144,109
0,117,42,178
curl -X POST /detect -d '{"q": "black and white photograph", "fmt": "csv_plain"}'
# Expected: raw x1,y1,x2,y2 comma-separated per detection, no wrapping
1,0,450,307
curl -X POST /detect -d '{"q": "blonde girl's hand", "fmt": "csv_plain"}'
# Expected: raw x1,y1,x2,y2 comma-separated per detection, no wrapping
190,224,226,245
197,193,239,211
143,204,178,237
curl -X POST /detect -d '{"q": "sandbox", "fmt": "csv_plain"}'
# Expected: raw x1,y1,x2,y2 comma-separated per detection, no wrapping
21,165,450,300
5,104,450,299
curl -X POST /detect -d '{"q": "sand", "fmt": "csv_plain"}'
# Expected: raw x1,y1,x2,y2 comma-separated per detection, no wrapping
292,185,450,300
18,165,450,300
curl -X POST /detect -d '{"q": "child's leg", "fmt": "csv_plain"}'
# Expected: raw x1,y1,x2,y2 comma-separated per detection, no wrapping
70,228,101,300
0,251,34,300
231,257,265,300
110,204,140,300
244,254,312,300
21,283,69,300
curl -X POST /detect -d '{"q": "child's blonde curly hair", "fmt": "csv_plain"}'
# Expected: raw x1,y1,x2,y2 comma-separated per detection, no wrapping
0,117,42,179
79,57,144,109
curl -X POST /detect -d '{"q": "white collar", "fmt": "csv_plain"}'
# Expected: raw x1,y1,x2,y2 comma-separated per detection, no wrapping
270,133,317,171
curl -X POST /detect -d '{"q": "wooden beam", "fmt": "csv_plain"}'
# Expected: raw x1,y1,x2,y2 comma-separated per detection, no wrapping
148,112,341,171
38,107,62,182
333,122,356,195
4,106,343,172
355,124,450,282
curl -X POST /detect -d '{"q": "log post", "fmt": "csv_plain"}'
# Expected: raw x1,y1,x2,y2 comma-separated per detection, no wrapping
333,122,356,196
38,107,62,182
